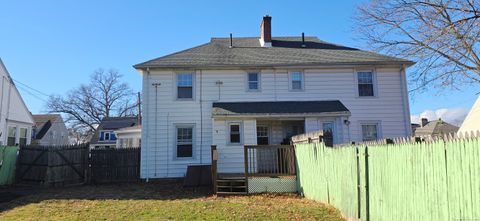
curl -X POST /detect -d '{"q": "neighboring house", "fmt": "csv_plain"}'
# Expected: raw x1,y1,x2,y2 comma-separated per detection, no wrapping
0,58,34,146
31,114,69,146
134,16,414,178
458,96,480,134
414,118,459,137
89,117,139,149
115,125,141,148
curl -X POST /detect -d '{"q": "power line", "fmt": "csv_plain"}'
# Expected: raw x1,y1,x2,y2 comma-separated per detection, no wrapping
11,78,50,97
15,83,48,103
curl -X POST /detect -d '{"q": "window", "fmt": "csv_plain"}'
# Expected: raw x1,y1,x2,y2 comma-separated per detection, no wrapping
176,126,193,158
19,128,28,146
362,124,378,141
322,122,334,147
177,73,193,99
257,126,269,145
290,71,303,90
104,132,110,141
7,126,16,146
247,73,260,91
229,123,241,144
358,71,374,97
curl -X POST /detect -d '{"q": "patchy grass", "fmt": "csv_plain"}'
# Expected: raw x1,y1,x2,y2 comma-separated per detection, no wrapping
0,181,344,221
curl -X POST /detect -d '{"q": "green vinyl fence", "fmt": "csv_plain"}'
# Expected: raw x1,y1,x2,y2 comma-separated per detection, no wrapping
295,137,480,221
0,146,19,185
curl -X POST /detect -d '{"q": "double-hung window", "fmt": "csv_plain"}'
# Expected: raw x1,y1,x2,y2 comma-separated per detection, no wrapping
290,71,304,90
229,123,241,144
247,73,260,91
19,128,27,146
357,71,375,97
177,73,193,99
361,124,379,141
7,126,16,146
176,126,193,158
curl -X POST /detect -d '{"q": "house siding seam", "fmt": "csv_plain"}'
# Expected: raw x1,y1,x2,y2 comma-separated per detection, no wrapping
140,67,409,178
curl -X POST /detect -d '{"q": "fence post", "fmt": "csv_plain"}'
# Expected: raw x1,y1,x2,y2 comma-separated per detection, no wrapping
364,145,370,221
211,145,217,193
244,145,249,193
356,146,361,220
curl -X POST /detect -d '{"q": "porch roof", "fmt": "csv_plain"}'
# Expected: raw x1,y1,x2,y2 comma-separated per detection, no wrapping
212,100,350,117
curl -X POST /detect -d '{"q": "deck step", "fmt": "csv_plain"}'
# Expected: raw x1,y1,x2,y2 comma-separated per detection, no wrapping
216,191,247,195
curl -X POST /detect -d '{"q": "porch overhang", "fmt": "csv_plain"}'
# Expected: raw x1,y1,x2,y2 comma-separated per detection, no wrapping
212,100,351,118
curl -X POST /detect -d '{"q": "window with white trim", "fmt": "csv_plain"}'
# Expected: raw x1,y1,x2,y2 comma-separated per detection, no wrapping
19,128,28,146
247,73,260,91
290,71,303,90
322,122,334,147
229,123,241,144
256,126,269,145
357,71,375,97
361,124,378,141
104,132,110,141
7,126,16,146
176,126,193,158
177,73,193,99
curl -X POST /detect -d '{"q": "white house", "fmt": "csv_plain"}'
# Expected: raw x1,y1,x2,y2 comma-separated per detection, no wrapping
458,96,480,134
31,114,70,146
134,16,413,179
0,58,34,146
89,117,140,149
115,125,141,148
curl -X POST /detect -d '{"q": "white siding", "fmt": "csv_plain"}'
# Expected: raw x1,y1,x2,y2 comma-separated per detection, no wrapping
140,66,411,178
0,59,34,146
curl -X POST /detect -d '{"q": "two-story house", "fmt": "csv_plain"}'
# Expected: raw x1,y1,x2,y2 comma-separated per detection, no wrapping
0,58,34,146
134,16,414,178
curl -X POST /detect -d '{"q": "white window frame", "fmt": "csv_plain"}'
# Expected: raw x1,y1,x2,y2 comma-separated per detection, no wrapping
355,69,378,98
7,126,17,146
359,121,382,141
175,72,195,100
322,121,335,145
227,122,243,145
19,127,28,146
175,124,195,160
246,72,261,92
289,71,304,91
256,125,270,145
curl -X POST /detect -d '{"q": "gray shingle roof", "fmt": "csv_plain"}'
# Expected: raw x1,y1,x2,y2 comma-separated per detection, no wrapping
134,37,414,69
212,100,350,116
414,119,459,137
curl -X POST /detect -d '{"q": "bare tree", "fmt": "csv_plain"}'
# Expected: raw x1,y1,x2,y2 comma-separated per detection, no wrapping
356,0,480,92
47,69,139,134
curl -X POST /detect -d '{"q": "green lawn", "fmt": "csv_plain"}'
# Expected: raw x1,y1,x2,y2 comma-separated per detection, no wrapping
0,182,344,221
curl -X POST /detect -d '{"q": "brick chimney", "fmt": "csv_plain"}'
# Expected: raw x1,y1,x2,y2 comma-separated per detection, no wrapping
260,15,272,47
421,118,428,127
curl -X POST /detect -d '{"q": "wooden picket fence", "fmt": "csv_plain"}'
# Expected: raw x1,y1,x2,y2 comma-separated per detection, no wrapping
294,131,480,221
89,147,141,184
16,144,89,186
15,144,141,186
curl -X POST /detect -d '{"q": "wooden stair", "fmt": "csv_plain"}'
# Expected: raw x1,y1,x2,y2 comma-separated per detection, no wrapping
216,177,247,195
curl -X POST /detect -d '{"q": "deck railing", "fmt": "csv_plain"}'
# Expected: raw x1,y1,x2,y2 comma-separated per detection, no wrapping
244,145,296,177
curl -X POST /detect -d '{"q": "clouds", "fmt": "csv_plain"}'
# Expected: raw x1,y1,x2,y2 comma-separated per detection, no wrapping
411,108,469,126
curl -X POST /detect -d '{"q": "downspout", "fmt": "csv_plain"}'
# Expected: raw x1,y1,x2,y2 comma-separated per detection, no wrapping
199,70,203,164
400,65,412,136
0,76,4,143
145,68,151,182
274,68,277,101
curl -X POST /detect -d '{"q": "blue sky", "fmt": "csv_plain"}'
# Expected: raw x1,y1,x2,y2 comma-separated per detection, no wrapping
0,1,478,124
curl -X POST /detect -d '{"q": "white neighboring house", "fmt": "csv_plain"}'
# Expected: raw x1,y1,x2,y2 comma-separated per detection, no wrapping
134,16,414,178
458,96,480,134
0,58,34,146
89,117,140,149
115,125,141,148
31,114,70,146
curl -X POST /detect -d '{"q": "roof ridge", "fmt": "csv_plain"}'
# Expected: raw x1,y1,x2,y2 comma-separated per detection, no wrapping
133,42,211,69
